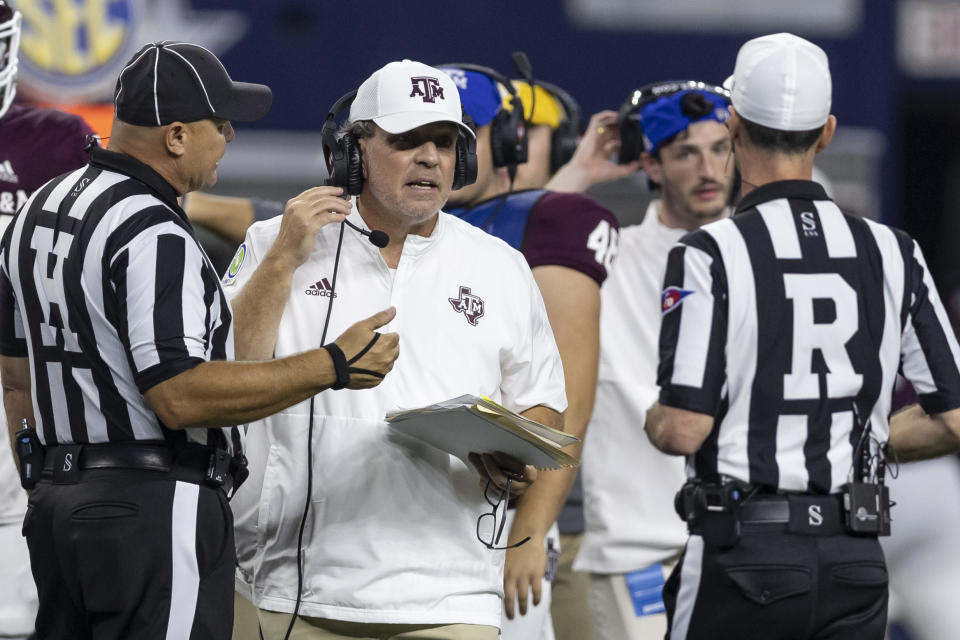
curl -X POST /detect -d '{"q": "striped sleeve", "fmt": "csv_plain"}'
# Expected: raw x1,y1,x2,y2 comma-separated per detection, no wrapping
658,232,728,415
107,210,210,393
899,236,960,414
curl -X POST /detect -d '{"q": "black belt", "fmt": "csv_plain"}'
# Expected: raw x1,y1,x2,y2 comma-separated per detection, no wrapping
41,442,241,494
739,494,848,536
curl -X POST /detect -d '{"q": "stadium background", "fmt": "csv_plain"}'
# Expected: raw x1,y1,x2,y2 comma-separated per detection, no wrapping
9,2,960,639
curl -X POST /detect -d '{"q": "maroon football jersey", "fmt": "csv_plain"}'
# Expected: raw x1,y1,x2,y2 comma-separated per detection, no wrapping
523,191,620,285
0,103,94,219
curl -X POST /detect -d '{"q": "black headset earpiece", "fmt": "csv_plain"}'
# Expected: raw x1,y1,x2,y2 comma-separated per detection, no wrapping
454,111,479,190
322,87,477,193
321,90,364,195
617,96,644,165
438,62,528,170
534,80,581,174
341,132,364,196
617,80,731,165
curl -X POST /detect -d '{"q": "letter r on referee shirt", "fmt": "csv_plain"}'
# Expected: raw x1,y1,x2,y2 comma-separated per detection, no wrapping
783,273,862,399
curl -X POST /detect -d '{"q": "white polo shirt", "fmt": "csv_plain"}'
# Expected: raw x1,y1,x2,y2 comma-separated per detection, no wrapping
575,201,690,574
224,201,566,627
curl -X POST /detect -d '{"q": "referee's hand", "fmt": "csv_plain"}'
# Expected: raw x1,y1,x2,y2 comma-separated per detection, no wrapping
274,186,352,268
332,307,400,389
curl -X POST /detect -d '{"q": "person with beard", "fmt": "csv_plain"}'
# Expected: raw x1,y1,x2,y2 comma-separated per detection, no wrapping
575,83,734,640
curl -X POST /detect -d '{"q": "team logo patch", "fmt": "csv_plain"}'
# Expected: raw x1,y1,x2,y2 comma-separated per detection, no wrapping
221,243,246,285
448,285,485,326
409,76,445,103
661,286,693,315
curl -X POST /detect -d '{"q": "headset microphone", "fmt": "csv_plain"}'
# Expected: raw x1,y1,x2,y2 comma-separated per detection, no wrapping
343,219,389,248
512,51,533,86
511,51,536,144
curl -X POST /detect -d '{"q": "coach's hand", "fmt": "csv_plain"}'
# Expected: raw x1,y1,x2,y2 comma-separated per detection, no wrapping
468,451,538,495
332,307,400,389
503,533,546,619
273,186,352,268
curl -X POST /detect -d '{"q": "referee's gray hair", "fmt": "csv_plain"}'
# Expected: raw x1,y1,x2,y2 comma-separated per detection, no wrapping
337,119,376,140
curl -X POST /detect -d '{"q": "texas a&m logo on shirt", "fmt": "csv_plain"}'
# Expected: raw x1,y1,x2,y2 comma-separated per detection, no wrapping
449,285,484,326
661,286,693,315
409,76,445,103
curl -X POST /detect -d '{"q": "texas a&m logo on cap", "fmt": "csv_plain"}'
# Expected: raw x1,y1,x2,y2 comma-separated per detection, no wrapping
661,286,693,315
449,285,484,326
410,76,445,103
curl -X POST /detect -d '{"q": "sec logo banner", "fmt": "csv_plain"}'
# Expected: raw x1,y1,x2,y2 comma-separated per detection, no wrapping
15,0,247,103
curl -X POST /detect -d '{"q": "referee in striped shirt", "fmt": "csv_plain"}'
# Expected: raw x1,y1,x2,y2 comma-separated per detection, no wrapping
0,42,398,639
645,34,960,640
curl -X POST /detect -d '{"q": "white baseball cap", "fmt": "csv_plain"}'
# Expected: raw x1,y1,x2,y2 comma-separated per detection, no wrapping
724,33,831,132
350,59,475,138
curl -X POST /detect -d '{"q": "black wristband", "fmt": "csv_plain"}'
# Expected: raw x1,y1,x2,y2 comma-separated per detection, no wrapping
322,343,350,390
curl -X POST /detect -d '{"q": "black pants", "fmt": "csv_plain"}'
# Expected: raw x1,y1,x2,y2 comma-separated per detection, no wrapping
23,469,235,640
663,528,888,640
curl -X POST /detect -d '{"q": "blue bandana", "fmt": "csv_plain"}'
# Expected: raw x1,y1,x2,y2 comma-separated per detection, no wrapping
440,67,502,127
641,90,730,152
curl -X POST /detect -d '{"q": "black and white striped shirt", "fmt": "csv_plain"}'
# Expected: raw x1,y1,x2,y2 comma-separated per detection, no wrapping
658,180,960,493
0,147,236,451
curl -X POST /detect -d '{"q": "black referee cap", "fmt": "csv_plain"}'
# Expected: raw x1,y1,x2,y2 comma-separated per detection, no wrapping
113,41,272,126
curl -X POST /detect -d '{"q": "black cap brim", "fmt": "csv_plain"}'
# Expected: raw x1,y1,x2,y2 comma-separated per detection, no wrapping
213,81,273,122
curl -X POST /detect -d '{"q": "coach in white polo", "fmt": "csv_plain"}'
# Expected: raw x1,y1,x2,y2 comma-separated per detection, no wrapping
224,59,567,639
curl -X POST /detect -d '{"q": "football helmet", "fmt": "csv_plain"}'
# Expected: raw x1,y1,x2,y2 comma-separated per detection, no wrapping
0,0,21,119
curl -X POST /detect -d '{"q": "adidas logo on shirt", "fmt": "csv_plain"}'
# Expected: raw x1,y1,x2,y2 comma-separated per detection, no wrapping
0,160,18,184
305,278,337,298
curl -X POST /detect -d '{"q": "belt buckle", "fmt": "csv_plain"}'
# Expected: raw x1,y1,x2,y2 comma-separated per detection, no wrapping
52,445,83,485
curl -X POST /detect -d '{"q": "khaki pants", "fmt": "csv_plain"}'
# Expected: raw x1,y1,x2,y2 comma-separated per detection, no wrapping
550,533,594,640
233,591,261,640
590,558,678,640
256,608,499,640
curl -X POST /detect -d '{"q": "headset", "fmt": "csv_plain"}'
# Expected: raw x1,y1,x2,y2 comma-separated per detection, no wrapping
617,80,730,164
506,51,582,175
523,79,581,175
505,51,582,175
436,62,528,170
321,89,479,196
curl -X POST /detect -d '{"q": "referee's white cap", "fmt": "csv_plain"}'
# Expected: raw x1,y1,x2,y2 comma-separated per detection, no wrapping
350,59,475,138
724,33,831,132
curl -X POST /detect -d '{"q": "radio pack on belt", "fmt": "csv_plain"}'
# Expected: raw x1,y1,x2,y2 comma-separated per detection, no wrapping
675,478,747,548
844,482,891,536
15,419,43,490
844,404,892,536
